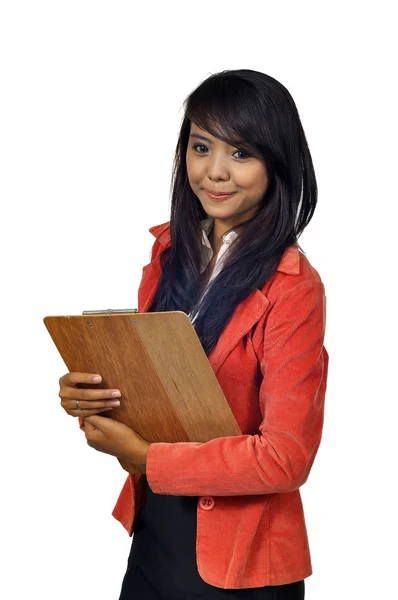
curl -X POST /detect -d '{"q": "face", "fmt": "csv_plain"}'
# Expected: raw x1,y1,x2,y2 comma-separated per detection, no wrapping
186,122,269,239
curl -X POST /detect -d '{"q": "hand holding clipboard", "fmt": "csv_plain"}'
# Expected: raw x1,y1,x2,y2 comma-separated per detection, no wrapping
44,309,241,475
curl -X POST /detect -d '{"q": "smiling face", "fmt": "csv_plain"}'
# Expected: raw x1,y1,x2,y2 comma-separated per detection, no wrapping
186,122,269,240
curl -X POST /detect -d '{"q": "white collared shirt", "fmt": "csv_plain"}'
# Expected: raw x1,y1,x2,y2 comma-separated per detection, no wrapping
189,217,239,323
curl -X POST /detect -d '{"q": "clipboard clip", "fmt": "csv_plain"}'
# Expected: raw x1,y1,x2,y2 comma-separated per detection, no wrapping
82,308,139,315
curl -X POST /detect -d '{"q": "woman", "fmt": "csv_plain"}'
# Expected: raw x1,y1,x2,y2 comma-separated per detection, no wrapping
58,69,328,599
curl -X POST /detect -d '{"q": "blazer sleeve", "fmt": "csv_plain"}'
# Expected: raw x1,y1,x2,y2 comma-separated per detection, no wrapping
145,277,328,496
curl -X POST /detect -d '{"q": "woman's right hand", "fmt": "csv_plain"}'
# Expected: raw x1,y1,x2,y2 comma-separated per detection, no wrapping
58,372,122,418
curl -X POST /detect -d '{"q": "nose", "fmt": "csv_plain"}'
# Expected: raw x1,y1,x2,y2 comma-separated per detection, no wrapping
206,153,229,181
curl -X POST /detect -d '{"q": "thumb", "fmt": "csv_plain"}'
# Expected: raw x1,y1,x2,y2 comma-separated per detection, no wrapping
84,415,109,431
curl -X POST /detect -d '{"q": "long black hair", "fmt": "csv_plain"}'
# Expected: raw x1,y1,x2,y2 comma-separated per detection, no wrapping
148,69,318,356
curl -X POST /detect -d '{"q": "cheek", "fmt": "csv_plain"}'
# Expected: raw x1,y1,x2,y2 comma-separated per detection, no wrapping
235,164,268,195
186,155,201,187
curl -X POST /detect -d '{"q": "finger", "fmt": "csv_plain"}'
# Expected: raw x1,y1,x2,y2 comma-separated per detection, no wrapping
84,415,106,426
84,415,112,431
70,407,114,417
60,372,103,387
61,397,121,411
83,419,98,433
59,387,121,402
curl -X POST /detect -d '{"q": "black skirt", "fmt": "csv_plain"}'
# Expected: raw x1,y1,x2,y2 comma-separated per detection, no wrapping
118,480,305,600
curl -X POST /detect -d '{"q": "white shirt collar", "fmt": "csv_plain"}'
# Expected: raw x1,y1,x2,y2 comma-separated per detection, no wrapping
198,217,239,275
200,216,238,244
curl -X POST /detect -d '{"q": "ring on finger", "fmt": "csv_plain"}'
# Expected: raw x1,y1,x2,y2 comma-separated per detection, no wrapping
76,399,81,410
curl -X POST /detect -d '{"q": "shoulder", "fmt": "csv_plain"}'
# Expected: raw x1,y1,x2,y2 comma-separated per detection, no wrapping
148,221,171,239
147,221,171,262
263,244,326,308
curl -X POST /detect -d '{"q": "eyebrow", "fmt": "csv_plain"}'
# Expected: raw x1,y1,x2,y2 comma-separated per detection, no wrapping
189,133,214,143
189,132,250,152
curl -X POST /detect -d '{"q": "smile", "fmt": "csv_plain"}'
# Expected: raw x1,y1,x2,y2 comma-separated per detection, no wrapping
204,190,236,201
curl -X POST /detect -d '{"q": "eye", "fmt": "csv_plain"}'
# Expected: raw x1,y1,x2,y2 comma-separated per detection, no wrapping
192,143,209,154
233,149,250,160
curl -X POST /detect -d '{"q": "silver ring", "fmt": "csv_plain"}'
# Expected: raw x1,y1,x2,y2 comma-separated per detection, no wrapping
76,400,80,410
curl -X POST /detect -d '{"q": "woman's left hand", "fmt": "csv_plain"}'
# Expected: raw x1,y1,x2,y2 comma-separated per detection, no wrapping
83,416,151,471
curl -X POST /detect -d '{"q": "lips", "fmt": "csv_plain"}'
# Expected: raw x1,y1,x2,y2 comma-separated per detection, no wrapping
205,190,236,201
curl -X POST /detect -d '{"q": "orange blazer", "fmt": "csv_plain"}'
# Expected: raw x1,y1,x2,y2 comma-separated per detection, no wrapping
110,221,329,589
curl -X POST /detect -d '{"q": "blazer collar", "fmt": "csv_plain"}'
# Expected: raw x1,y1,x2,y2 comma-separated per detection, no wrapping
148,221,300,276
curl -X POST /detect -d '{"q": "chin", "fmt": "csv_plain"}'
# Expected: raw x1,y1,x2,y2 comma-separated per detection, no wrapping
205,205,234,214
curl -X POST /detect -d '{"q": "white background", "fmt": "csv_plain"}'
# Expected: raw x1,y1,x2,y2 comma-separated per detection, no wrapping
1,1,397,598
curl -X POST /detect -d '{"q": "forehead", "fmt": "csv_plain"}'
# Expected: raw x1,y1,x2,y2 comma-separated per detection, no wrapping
189,121,228,143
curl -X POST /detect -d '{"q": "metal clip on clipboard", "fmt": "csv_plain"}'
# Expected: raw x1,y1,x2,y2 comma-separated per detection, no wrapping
82,308,139,315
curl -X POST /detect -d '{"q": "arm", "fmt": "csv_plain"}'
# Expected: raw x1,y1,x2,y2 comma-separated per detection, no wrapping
146,278,328,496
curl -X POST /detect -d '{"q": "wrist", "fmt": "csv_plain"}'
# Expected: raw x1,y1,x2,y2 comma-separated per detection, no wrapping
136,441,151,466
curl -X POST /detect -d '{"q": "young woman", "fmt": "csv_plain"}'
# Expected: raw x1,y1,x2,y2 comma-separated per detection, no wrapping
58,69,328,599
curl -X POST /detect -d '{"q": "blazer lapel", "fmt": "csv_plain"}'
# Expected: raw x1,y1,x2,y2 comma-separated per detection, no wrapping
208,290,270,374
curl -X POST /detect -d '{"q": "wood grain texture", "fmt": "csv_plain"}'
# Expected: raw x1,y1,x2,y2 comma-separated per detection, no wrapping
44,312,241,475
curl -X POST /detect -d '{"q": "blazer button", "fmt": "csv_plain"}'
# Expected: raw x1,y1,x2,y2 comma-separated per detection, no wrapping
199,496,215,510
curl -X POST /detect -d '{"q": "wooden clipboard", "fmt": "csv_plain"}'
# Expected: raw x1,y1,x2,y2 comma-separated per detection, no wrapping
44,310,241,475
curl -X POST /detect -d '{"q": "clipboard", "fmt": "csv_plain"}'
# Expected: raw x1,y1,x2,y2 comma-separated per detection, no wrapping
44,309,242,475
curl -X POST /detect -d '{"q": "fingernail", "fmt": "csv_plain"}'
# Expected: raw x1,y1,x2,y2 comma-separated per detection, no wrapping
110,400,121,407
92,376,102,383
111,390,121,397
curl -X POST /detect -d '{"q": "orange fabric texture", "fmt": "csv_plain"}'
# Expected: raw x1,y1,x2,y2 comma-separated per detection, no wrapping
110,221,329,589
